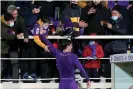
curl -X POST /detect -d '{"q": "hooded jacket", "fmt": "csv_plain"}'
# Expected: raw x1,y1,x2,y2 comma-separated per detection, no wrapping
1,15,17,54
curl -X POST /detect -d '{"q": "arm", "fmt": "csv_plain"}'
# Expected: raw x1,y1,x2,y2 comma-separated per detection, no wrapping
40,34,58,57
111,25,126,35
20,17,29,38
33,35,47,49
74,54,90,81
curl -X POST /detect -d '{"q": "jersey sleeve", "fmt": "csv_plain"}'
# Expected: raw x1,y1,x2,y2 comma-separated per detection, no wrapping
74,54,90,81
40,33,59,57
32,24,47,48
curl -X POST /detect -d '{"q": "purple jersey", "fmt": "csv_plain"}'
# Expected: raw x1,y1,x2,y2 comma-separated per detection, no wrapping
40,34,89,81
31,23,49,36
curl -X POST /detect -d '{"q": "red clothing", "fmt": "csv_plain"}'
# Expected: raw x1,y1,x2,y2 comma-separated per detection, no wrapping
53,42,58,49
82,43,104,68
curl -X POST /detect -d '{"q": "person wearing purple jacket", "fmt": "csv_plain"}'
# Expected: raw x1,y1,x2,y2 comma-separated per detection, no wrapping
39,31,91,89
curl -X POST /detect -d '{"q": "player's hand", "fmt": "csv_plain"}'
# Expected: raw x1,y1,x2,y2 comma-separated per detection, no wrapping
87,81,91,88
44,46,50,52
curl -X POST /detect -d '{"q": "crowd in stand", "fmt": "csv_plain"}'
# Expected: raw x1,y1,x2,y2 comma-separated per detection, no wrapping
1,0,133,85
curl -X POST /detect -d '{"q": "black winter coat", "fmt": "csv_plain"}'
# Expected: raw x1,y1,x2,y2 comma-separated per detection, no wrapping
80,5,111,35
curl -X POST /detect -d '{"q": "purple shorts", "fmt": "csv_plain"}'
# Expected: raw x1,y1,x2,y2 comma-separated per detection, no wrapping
59,77,79,89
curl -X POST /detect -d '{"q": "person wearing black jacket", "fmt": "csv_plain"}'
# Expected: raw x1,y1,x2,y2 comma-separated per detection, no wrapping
102,5,127,59
14,2,40,81
6,5,29,82
101,6,127,88
7,5,29,42
60,1,81,55
79,1,111,35
101,6,127,35
1,13,23,82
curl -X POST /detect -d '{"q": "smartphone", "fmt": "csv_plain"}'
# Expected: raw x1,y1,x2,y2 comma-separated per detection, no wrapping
101,20,108,24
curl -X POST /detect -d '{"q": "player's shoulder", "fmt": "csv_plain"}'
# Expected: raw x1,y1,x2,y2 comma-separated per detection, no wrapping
72,53,78,58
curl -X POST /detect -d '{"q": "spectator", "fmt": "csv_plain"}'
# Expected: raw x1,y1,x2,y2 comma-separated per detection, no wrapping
14,2,41,81
82,33,104,83
108,1,132,28
101,5,127,88
101,5,127,35
60,0,82,55
32,16,52,82
60,0,81,37
15,1,40,29
7,5,29,42
7,5,29,82
1,13,23,81
79,0,111,35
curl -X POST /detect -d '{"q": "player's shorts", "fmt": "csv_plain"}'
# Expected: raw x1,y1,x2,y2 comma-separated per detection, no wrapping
59,77,79,89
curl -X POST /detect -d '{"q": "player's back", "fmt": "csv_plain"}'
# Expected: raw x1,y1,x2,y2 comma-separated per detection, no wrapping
56,52,75,78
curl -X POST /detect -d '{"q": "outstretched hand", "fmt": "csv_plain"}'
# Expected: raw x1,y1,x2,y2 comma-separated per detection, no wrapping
44,46,50,52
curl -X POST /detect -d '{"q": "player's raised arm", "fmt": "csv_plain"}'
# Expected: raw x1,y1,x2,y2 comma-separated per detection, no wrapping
39,31,59,57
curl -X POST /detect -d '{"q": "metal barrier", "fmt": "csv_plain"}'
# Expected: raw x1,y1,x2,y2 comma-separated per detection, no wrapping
0,57,110,60
1,35,132,89
8,35,133,39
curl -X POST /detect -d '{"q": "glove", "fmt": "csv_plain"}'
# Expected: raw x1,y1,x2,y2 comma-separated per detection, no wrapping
86,56,93,60
92,56,97,60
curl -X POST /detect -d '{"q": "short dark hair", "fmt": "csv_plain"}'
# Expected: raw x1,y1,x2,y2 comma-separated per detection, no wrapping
4,13,14,21
41,16,51,23
60,39,72,50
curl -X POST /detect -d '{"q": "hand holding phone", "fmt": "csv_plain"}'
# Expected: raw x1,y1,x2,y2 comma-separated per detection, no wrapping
101,20,108,26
